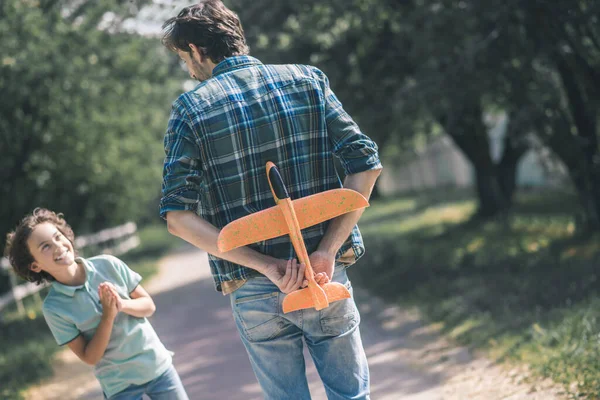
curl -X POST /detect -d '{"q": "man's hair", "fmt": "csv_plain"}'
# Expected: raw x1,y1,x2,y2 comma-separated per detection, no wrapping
4,208,77,285
162,0,249,63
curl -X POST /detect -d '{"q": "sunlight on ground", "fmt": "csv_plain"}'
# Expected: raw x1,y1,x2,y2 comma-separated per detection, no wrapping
361,201,475,236
361,198,418,223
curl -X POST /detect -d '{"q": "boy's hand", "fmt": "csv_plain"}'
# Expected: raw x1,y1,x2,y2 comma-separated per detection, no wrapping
99,282,123,312
98,283,120,318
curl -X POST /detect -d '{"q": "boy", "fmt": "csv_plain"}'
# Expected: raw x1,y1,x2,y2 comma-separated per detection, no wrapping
5,208,188,400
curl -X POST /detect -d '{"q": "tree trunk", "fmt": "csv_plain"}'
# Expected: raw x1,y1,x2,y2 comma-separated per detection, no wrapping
555,57,600,231
538,115,600,232
566,168,600,232
441,100,511,218
524,3,600,231
497,133,528,207
473,167,507,217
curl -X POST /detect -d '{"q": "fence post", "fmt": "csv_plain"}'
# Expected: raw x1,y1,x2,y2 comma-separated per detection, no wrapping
9,269,25,315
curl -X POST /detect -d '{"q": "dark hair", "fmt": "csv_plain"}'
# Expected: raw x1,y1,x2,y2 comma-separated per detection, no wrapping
162,0,249,64
4,208,77,285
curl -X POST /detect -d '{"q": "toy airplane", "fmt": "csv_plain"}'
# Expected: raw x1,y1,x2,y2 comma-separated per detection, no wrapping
217,161,369,313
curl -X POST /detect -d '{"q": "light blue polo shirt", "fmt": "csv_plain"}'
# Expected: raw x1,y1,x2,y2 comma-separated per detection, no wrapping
42,255,173,398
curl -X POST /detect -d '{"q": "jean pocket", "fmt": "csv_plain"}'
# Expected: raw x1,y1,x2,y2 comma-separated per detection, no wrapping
234,292,283,342
320,281,360,336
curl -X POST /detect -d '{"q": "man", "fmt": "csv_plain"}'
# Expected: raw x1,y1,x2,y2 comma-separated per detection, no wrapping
159,1,382,399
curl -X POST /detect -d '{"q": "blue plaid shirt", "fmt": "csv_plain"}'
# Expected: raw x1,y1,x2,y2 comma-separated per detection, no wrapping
160,56,382,292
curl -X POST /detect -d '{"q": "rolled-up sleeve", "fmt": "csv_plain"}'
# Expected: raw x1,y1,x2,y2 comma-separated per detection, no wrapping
159,101,203,220
313,68,383,175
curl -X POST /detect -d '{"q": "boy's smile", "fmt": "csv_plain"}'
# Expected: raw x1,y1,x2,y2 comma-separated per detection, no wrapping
27,222,83,284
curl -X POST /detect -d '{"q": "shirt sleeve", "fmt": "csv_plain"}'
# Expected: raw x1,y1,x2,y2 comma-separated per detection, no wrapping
312,67,383,175
42,306,80,346
109,256,142,294
159,99,203,220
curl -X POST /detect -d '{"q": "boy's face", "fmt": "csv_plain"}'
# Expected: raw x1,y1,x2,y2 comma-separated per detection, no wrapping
27,222,76,275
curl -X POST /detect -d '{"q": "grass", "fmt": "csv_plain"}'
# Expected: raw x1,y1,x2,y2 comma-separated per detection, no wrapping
0,222,185,400
350,188,600,399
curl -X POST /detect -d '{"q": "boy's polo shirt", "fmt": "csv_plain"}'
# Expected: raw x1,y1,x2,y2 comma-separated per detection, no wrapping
42,255,172,398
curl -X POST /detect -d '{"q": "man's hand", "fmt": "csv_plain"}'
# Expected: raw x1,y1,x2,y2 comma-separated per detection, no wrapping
263,259,306,294
309,250,335,282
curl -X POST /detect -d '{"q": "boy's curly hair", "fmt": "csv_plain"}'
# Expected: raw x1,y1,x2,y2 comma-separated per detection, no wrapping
4,208,77,285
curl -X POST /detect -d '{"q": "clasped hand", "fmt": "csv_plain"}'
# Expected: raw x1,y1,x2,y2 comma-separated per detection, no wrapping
264,251,333,294
98,282,122,319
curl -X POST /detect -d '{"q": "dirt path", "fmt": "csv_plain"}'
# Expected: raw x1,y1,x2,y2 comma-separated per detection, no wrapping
24,248,568,400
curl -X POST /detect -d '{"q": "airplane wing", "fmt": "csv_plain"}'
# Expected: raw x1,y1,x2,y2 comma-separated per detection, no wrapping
293,188,369,229
217,188,369,252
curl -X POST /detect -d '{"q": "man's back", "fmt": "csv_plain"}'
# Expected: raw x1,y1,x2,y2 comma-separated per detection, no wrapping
162,56,379,289
175,56,336,220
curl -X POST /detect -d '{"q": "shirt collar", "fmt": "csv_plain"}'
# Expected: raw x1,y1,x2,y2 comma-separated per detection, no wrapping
211,55,262,78
50,257,91,297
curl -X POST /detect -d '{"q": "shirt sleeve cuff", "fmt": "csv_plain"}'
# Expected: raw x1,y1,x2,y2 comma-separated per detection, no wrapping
159,189,200,220
339,143,383,176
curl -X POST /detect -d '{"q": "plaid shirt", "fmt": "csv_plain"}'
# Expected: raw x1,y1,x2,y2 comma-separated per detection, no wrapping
160,56,382,292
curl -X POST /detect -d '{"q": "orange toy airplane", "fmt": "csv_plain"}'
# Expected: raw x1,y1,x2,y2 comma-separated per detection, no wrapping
217,162,369,313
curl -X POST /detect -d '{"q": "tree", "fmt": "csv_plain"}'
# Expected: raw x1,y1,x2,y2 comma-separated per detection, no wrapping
0,0,181,264
518,0,600,230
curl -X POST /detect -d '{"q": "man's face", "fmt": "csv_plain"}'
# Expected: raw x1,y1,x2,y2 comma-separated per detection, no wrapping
178,49,212,82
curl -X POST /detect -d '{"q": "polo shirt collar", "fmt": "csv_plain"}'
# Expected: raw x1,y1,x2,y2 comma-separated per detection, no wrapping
50,257,91,297
212,55,262,78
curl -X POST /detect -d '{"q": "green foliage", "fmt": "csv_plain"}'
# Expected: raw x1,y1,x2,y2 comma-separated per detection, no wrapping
352,189,600,396
0,303,56,400
0,0,181,247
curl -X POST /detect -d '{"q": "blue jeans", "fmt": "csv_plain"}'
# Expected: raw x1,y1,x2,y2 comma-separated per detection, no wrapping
106,365,189,400
230,265,370,400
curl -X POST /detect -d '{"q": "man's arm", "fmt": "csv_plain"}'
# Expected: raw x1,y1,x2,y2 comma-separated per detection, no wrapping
316,168,381,256
166,211,306,293
309,67,384,278
166,210,280,272
309,169,381,279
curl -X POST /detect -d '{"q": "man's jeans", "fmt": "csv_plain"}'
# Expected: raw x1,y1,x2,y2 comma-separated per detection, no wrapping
230,265,370,400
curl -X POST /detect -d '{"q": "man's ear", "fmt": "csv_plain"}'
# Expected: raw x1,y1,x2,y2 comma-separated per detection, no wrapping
188,43,203,62
30,262,42,273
